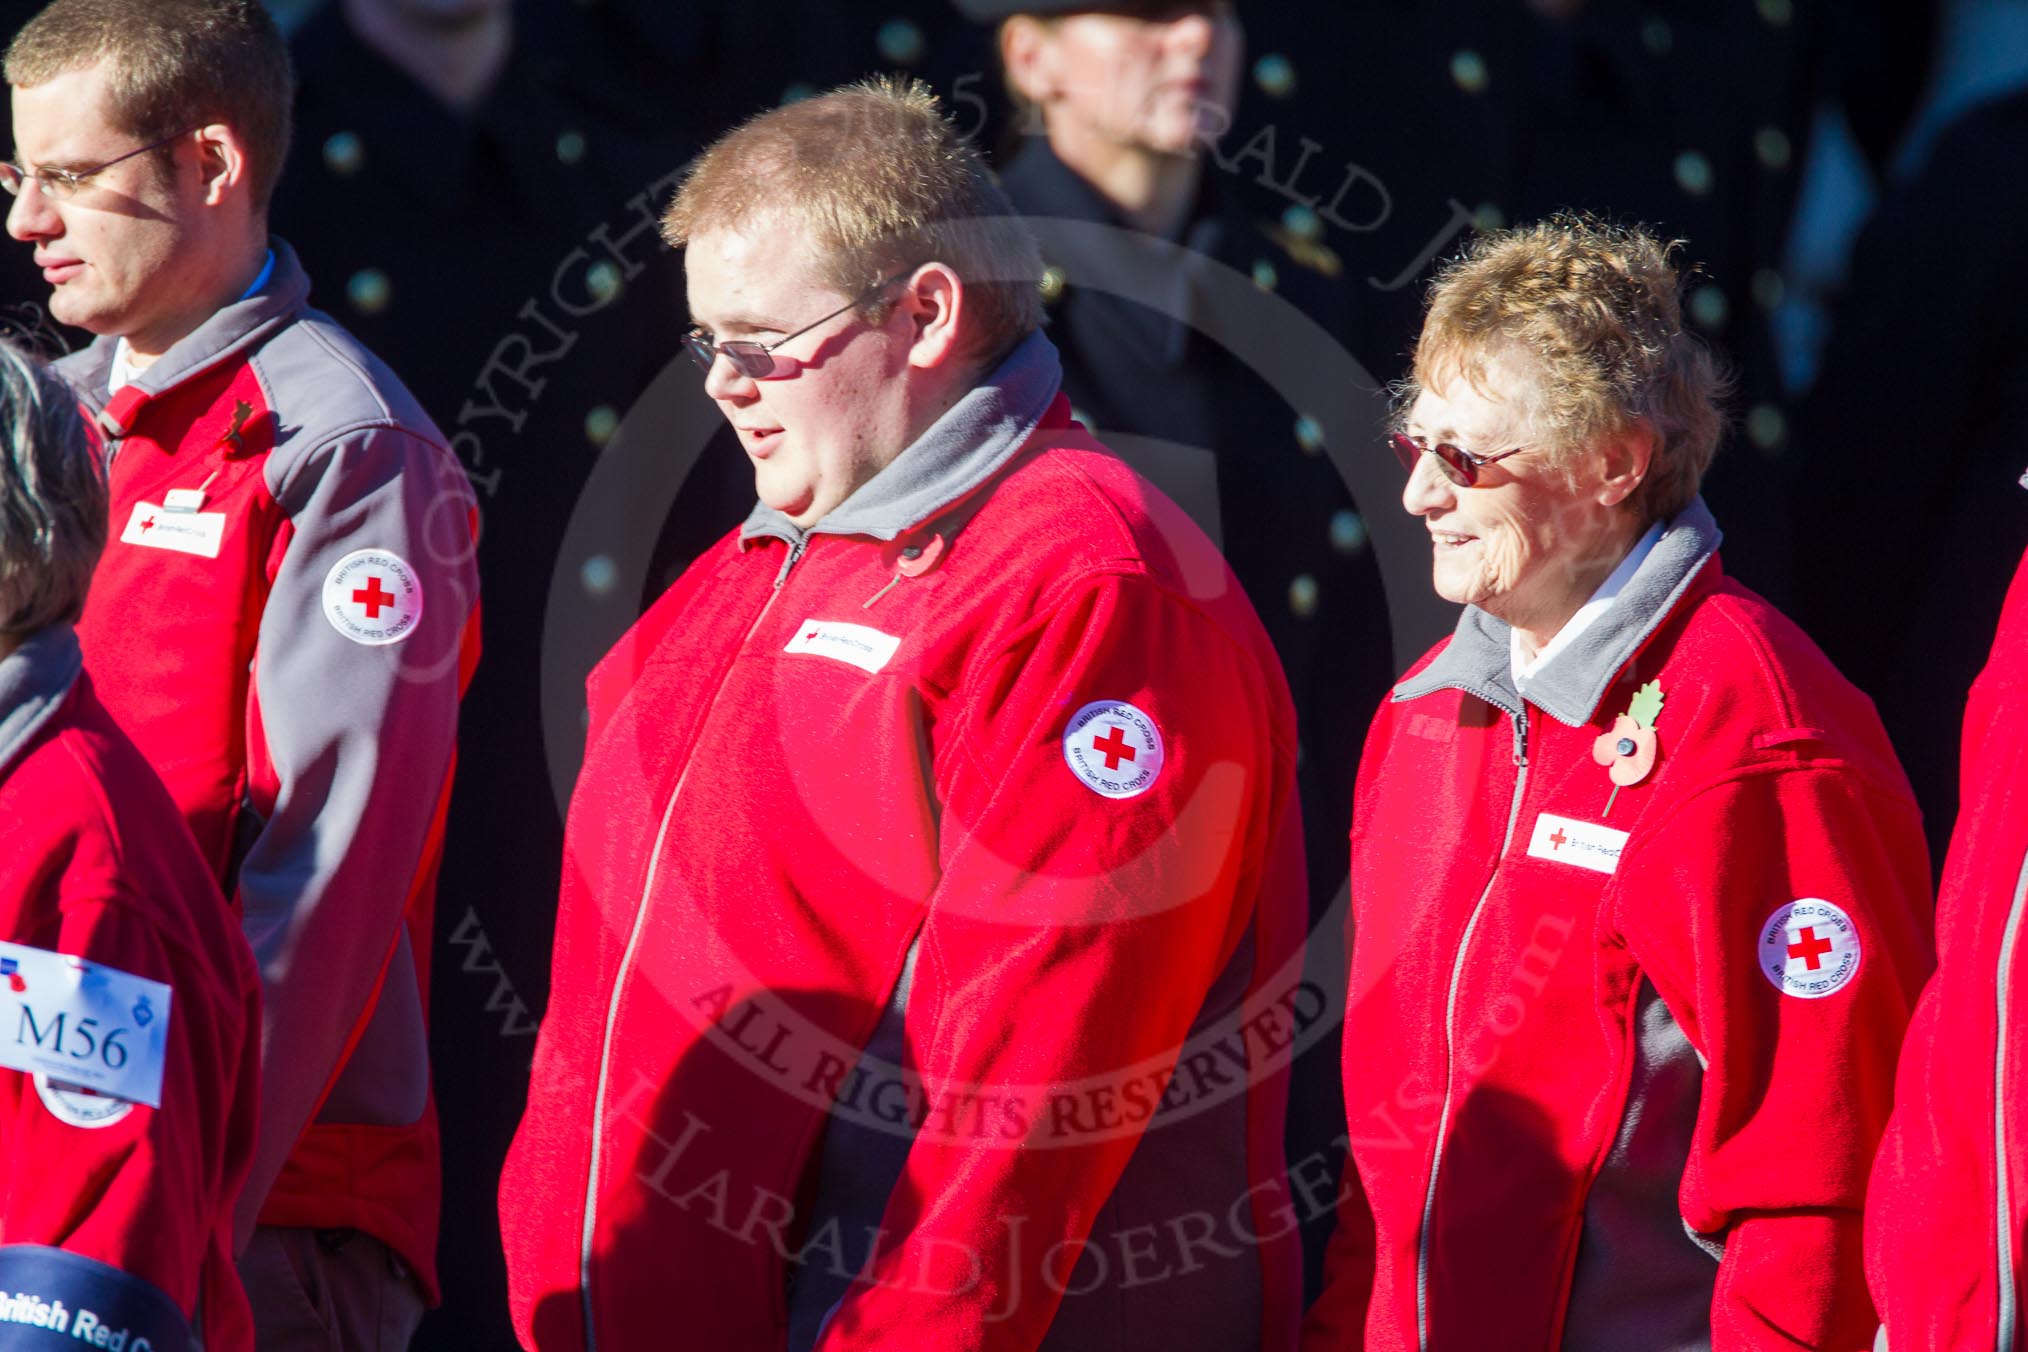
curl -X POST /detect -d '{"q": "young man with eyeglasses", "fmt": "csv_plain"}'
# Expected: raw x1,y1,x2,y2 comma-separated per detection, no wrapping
4,2,479,1347
501,77,1308,1352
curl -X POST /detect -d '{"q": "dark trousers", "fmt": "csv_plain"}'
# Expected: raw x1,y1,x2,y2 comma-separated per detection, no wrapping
240,1226,426,1351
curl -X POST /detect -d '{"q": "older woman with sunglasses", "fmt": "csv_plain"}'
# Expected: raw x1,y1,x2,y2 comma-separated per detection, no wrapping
1302,216,1935,1352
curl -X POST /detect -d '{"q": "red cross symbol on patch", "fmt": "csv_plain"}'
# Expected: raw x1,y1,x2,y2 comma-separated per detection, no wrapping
1549,827,1568,850
352,575,396,618
1787,926,1835,970
1091,725,1137,771
1063,700,1165,799
1759,899,1863,999
139,516,155,533
323,549,424,646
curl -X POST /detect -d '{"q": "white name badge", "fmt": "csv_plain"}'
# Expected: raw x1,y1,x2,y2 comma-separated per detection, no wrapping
1526,812,1631,876
784,618,902,674
119,500,225,559
0,942,171,1108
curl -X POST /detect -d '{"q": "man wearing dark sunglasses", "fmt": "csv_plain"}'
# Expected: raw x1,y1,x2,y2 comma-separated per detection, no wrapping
5,3,479,1347
503,76,1307,1352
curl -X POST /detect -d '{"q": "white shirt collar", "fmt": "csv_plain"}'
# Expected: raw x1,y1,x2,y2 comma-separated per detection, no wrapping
108,339,140,394
1512,520,1666,688
106,248,275,395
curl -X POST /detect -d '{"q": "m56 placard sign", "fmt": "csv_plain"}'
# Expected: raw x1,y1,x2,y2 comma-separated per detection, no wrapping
0,942,171,1108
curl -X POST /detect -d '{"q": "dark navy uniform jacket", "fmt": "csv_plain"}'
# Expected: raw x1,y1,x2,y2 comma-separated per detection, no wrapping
997,138,1398,926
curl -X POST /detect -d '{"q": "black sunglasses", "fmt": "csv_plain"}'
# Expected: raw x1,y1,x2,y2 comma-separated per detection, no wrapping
686,271,914,381
1388,432,1530,488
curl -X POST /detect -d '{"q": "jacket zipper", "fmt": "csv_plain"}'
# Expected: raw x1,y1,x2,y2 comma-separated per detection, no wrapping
1993,844,2028,1352
577,534,810,1351
1415,704,1530,1352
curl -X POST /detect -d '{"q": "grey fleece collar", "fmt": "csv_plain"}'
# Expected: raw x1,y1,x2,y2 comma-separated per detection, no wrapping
739,329,1064,548
1392,498,1724,727
70,237,311,418
0,625,83,781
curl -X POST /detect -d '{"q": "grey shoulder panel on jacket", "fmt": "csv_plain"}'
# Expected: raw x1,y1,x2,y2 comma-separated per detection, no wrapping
51,338,116,406
250,305,452,493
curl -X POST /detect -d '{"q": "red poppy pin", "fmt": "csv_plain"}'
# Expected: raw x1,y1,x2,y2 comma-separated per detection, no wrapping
218,399,253,456
1591,679,1665,817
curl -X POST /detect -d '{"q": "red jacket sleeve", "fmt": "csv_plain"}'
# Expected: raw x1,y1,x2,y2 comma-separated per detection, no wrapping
1613,765,1933,1350
814,569,1297,1351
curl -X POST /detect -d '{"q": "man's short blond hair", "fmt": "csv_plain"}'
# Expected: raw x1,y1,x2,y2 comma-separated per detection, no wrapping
663,77,1043,365
5,0,293,210
1409,214,1728,523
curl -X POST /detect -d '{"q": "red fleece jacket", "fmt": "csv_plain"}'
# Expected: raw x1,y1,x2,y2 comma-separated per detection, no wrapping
1308,533,1932,1352
502,400,1306,1352
0,642,260,1352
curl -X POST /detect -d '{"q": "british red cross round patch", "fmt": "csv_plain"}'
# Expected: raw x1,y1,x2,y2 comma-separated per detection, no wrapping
1758,898,1862,999
322,549,424,646
1063,700,1164,799
34,1073,133,1129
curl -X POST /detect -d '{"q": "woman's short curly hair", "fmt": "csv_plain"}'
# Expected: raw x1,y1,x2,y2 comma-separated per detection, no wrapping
1408,213,1730,522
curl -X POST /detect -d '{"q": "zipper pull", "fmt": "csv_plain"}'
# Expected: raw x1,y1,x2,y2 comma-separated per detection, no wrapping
1512,707,1530,767
863,570,903,609
773,537,807,590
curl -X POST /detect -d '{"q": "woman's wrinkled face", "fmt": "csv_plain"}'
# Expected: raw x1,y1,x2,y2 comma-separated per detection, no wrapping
1400,357,1625,635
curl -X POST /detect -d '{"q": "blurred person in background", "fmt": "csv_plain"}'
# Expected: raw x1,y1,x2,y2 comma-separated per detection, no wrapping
0,337,260,1352
968,0,1399,1294
1304,215,1933,1351
4,0,480,1344
976,0,1394,914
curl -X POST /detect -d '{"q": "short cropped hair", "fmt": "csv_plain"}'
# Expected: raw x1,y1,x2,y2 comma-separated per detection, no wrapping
5,0,294,210
664,76,1043,365
1409,214,1728,523
0,340,105,637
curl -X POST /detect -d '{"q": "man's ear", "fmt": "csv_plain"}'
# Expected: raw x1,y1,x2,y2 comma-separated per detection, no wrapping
999,17,1058,108
900,263,964,372
190,122,250,208
1595,422,1655,508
